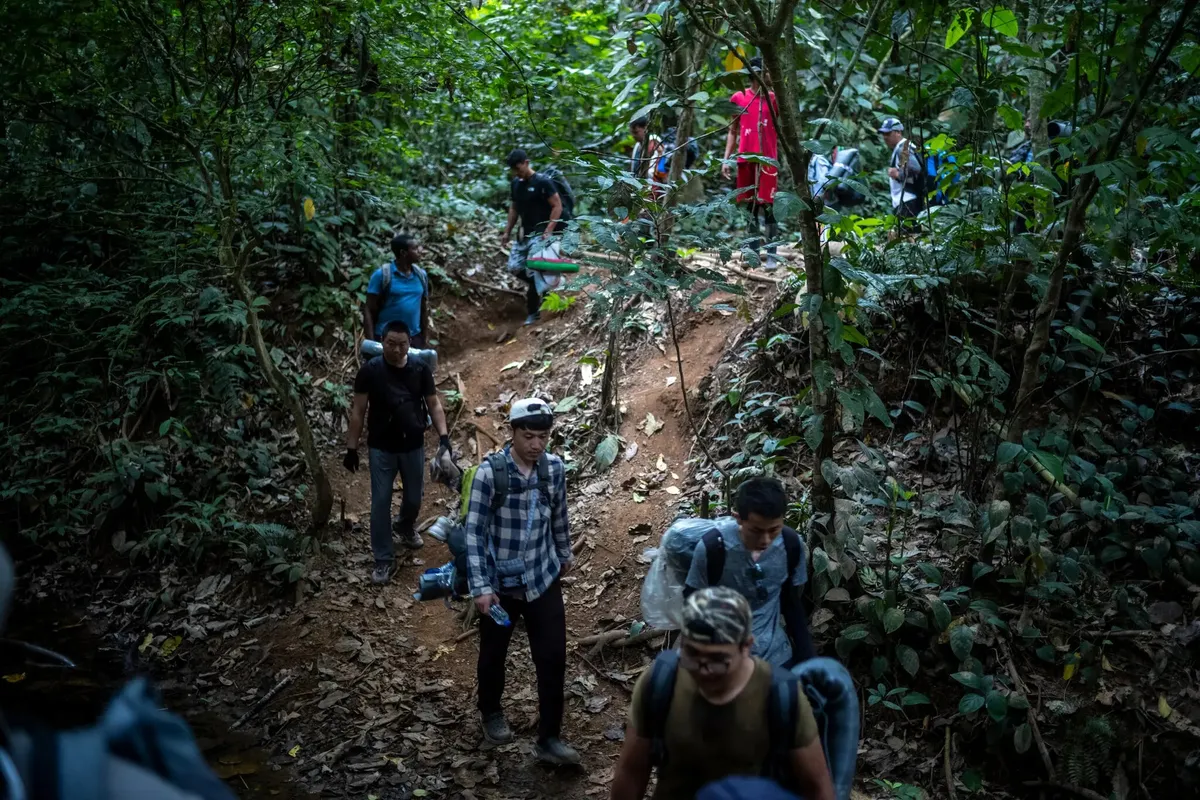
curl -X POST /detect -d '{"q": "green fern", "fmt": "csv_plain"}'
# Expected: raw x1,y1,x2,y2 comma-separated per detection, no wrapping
1063,716,1114,787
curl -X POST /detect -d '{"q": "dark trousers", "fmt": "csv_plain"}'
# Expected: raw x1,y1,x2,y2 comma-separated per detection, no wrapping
519,272,541,316
477,580,566,742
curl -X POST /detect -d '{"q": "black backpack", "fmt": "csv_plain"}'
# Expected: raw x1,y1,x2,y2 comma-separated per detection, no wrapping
640,649,803,792
698,526,803,588
657,128,700,172
446,452,553,595
539,166,576,221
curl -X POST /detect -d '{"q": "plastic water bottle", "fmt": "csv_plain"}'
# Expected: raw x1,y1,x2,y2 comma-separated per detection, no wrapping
413,562,456,601
488,605,512,627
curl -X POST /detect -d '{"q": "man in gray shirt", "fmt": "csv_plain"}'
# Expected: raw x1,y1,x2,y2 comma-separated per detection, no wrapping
684,477,814,668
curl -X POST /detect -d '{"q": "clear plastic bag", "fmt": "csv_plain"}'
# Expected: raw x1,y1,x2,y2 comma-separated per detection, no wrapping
640,516,738,629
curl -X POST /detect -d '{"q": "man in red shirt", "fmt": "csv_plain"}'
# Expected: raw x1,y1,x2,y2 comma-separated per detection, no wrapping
722,56,781,270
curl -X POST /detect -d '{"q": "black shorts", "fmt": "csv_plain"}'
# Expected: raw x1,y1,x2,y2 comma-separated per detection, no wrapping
896,198,924,219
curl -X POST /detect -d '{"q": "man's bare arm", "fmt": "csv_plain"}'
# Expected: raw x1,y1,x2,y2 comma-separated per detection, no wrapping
609,731,653,800
502,204,518,243
790,738,835,800
363,294,382,341
426,392,448,438
543,193,563,237
346,393,368,449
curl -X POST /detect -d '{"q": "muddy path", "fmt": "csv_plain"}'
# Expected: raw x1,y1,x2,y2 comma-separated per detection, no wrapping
241,270,754,797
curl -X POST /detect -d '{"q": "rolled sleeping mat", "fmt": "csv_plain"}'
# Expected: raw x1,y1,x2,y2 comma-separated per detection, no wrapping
360,339,439,373
525,258,580,273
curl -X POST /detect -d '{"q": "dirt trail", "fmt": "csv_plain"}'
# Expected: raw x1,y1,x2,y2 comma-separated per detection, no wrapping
267,276,751,798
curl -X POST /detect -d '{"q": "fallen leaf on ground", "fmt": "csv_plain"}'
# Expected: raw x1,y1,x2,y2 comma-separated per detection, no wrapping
665,376,677,387
664,486,680,495
500,361,524,372
656,454,667,472
1158,694,1173,718
160,635,182,658
642,413,664,436
624,442,639,461
288,745,300,757
581,363,594,386
2,674,26,683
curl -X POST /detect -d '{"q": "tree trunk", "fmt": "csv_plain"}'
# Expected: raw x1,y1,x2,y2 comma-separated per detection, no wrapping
1024,0,1050,163
1005,0,1196,445
210,145,334,536
229,255,335,535
756,12,835,519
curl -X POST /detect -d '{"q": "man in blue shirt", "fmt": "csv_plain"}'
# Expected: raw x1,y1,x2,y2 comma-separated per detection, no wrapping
364,233,430,347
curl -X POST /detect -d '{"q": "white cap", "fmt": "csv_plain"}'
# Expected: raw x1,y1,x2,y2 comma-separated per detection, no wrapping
509,397,554,423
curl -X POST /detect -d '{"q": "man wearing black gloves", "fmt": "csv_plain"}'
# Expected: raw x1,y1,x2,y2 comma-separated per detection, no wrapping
345,320,450,585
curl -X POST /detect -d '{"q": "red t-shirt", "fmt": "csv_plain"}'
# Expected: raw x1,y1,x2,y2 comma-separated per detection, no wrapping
730,89,778,161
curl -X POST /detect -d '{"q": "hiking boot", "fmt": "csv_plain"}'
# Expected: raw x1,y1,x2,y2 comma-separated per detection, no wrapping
523,312,541,326
395,526,424,550
371,562,395,585
535,737,581,766
763,254,780,271
480,712,514,745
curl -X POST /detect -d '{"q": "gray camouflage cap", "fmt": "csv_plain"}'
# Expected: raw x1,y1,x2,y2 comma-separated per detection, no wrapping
682,586,753,645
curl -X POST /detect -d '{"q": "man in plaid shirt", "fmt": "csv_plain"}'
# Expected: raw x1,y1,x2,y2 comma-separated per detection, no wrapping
464,397,579,766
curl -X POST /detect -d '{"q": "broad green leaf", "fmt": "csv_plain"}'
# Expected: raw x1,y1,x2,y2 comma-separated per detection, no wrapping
986,689,1009,721
951,671,982,690
896,644,920,676
812,359,835,394
883,607,906,634
554,396,580,413
902,692,930,706
981,7,1018,37
996,441,1025,464
950,624,975,660
1014,722,1033,753
958,693,986,715
998,104,1023,131
929,598,952,631
593,434,620,472
841,624,870,641
1064,325,1105,354
945,10,973,49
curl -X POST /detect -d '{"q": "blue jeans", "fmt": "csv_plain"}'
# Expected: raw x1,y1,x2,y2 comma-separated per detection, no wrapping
368,446,425,564
792,658,859,800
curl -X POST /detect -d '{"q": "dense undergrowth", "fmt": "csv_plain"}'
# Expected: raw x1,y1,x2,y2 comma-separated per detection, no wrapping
4,0,1200,796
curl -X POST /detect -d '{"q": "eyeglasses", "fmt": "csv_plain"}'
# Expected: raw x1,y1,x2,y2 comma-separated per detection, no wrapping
679,646,735,675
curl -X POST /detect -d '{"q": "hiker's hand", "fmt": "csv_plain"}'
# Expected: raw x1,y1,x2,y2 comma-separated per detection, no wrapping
721,163,733,181
501,231,510,247
343,448,359,473
475,593,499,615
558,560,572,578
436,435,451,462
888,167,900,180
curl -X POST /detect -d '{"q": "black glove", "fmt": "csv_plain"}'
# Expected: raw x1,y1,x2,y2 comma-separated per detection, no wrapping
343,448,359,472
438,435,451,452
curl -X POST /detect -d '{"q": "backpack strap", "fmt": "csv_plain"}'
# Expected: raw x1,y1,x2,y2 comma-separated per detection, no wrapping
640,649,680,767
781,528,803,586
702,528,726,587
764,665,801,788
485,452,509,513
379,262,393,299
413,265,429,298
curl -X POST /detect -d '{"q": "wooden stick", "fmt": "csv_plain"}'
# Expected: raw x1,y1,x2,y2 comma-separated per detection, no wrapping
1001,641,1056,781
461,275,525,297
944,728,958,800
455,627,478,642
466,421,503,446
229,673,294,730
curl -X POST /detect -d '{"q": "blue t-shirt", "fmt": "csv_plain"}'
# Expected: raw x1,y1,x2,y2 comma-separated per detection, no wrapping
368,262,426,339
685,522,806,668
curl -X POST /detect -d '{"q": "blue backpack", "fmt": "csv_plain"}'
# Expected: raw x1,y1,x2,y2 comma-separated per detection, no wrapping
925,150,958,206
10,678,234,800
